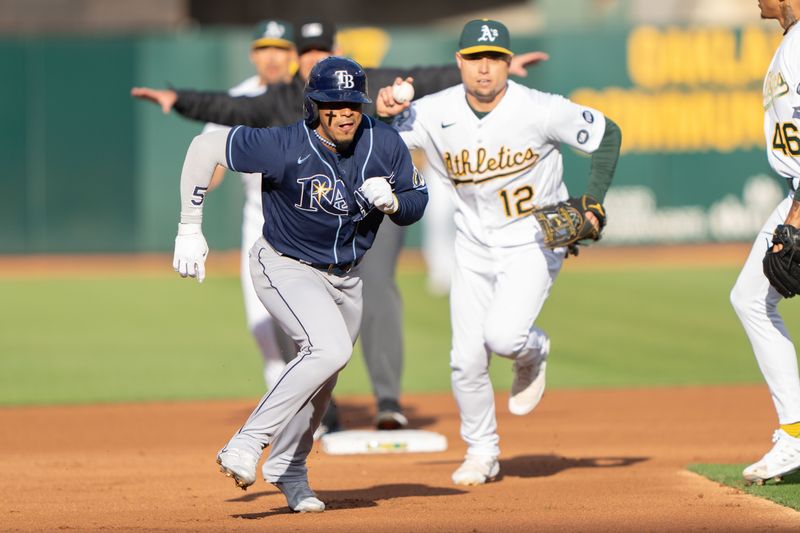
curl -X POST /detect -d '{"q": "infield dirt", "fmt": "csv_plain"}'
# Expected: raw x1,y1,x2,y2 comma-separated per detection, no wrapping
2,386,800,532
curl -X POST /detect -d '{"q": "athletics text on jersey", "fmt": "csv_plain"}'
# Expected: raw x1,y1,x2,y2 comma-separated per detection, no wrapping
394,80,606,248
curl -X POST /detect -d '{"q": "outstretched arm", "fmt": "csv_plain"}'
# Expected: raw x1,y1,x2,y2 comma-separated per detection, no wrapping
131,87,178,113
172,89,278,127
509,51,550,77
132,82,297,127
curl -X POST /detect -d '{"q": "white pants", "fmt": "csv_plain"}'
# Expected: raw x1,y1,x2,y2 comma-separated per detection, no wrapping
450,233,563,457
421,164,456,295
731,193,800,424
241,198,284,388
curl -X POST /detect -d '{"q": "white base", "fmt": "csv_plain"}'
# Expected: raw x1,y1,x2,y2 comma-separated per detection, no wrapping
320,429,447,455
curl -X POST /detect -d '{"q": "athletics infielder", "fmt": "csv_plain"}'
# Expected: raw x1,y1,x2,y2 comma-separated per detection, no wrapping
378,19,621,485
731,0,800,484
173,57,427,512
201,19,297,389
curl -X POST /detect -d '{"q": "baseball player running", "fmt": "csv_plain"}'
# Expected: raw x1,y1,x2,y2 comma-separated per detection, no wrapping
377,19,621,485
731,0,800,485
201,19,297,390
173,57,427,512
133,21,549,432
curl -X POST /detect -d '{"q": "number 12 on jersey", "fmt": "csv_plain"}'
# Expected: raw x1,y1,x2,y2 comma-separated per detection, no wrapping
499,185,535,218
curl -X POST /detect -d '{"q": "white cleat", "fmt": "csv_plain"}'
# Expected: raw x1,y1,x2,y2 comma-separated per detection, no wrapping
217,448,259,490
743,429,800,485
452,454,500,486
508,337,549,416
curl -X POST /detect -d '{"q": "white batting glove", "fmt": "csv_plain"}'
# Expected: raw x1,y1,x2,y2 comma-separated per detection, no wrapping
359,177,398,214
173,222,209,283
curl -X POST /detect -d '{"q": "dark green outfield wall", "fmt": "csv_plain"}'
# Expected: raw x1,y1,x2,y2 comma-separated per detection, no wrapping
1,25,783,253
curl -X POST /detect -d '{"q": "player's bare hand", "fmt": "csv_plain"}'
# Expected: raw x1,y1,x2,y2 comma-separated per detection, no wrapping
585,211,601,234
173,223,209,283
509,51,550,77
376,77,413,118
131,87,178,114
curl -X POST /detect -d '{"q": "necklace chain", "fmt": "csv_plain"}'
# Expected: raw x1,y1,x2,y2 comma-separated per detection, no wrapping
313,130,336,149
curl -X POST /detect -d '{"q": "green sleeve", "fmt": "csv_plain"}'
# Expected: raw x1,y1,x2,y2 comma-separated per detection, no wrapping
586,118,621,202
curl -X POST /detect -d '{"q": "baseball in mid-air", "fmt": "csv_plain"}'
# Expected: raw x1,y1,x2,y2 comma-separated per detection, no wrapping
392,81,415,104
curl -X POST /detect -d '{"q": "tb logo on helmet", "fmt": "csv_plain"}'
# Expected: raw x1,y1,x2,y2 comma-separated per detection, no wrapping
334,70,355,89
302,57,373,125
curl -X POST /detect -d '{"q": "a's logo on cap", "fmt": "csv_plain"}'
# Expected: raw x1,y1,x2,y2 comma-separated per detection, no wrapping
335,70,355,89
263,21,285,39
302,22,323,38
478,24,498,42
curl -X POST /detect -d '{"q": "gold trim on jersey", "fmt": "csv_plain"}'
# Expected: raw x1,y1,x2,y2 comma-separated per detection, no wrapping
444,146,540,185
764,70,789,110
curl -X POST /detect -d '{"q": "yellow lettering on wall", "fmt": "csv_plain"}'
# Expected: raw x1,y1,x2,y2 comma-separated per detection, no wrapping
571,88,764,154
336,27,391,68
626,25,780,89
627,26,662,89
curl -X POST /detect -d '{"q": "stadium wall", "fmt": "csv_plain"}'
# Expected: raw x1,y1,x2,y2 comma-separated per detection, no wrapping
0,24,782,253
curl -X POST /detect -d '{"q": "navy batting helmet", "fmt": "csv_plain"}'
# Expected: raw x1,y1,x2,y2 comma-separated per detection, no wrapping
303,56,372,126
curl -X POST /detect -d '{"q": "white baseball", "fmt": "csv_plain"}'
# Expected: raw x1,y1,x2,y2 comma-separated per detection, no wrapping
392,81,415,104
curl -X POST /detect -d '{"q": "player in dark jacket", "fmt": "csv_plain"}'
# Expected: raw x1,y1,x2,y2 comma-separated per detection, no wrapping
170,64,462,126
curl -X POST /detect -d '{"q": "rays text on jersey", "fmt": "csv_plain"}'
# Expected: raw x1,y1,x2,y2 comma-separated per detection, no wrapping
443,146,540,185
294,174,350,215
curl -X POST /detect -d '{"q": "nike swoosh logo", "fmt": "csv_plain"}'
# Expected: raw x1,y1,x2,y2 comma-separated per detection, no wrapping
441,122,456,129
297,154,311,164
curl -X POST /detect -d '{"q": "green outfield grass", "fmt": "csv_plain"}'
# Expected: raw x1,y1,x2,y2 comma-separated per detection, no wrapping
688,464,800,511
1,266,794,406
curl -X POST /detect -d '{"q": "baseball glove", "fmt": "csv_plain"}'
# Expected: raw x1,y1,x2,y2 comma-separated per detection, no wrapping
763,224,800,298
533,194,606,249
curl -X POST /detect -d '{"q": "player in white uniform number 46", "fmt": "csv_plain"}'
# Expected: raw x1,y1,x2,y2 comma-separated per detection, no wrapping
731,0,800,485
377,19,621,485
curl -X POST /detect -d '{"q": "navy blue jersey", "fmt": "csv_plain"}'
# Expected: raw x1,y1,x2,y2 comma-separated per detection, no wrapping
226,116,428,266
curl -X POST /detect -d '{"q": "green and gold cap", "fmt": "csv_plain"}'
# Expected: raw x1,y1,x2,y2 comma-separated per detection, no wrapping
251,20,294,50
458,19,512,56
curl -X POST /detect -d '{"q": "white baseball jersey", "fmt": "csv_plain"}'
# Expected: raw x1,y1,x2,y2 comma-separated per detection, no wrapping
395,80,607,248
764,24,800,191
202,75,267,218
202,75,275,358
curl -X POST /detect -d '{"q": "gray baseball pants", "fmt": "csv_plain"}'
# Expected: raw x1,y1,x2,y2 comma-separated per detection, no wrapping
272,221,406,408
225,236,362,481
359,220,405,405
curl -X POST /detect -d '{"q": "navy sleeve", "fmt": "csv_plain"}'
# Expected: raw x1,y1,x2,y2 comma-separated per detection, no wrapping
225,126,286,182
387,136,428,226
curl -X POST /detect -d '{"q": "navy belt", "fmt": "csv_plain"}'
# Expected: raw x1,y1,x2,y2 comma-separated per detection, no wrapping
282,253,360,275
